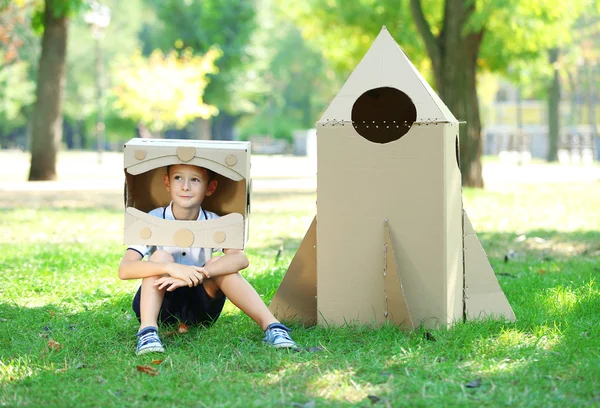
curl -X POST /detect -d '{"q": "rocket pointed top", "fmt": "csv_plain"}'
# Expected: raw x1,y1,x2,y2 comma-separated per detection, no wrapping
319,26,457,124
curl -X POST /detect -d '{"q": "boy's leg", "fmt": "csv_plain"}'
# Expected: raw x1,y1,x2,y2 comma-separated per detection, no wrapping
202,258,297,348
133,250,174,355
202,257,277,331
138,250,172,331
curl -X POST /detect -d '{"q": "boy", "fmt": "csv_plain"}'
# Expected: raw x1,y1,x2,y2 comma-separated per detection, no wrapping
118,163,296,355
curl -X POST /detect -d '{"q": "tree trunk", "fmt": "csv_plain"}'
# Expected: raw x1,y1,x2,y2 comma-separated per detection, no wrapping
410,0,484,187
587,61,597,140
547,48,560,162
28,0,68,181
211,112,238,140
193,117,212,140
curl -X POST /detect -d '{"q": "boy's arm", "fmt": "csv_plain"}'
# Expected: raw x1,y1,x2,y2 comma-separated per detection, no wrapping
118,249,207,286
153,249,249,291
201,248,249,278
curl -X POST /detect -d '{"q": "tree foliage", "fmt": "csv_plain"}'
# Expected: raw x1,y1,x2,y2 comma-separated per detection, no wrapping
64,0,147,146
283,0,589,186
111,47,220,133
0,2,36,143
142,0,257,116
237,0,341,142
0,53,35,131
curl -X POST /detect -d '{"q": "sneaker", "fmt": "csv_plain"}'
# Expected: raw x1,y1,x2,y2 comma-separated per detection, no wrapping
136,326,165,355
263,323,297,349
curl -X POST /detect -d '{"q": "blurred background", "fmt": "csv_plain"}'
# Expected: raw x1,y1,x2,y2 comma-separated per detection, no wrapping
0,0,599,188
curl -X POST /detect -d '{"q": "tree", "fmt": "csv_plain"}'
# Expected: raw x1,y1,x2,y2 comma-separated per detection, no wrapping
28,0,84,181
547,48,560,162
141,0,257,140
237,0,342,143
63,0,147,149
0,2,36,148
110,48,219,135
284,0,585,187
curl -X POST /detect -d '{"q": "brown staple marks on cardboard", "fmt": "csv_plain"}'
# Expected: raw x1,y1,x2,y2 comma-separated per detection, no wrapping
268,217,317,326
463,211,516,322
315,27,464,328
384,220,414,329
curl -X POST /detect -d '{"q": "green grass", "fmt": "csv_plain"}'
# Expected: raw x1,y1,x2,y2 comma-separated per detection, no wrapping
1,185,600,407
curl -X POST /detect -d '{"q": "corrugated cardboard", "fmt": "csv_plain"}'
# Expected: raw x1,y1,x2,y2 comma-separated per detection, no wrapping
317,27,462,328
268,217,317,325
463,212,516,321
384,220,414,329
269,26,515,328
123,138,251,249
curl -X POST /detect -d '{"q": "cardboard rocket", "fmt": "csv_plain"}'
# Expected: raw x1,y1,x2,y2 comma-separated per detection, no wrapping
123,138,251,250
268,27,515,328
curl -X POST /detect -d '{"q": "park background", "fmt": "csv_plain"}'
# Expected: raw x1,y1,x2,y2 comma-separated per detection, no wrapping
1,0,600,407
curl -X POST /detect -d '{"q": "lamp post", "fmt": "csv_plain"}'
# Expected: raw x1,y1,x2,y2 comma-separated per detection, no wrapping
84,1,111,164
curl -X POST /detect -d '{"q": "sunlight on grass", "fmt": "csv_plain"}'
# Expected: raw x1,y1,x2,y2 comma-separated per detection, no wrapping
308,367,380,403
463,183,600,233
0,359,37,384
1,177,600,406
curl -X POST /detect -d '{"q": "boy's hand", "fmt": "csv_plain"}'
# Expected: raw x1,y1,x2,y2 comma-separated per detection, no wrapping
166,263,210,287
154,277,189,292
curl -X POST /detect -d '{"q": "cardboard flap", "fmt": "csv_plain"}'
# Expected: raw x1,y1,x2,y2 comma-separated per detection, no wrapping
124,207,245,249
384,220,414,329
464,211,516,321
268,217,317,326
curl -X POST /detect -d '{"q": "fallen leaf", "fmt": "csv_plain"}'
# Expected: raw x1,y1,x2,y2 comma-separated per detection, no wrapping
151,359,163,365
367,395,381,403
177,323,189,334
49,310,55,317
465,378,482,388
539,269,547,275
424,331,436,341
47,339,62,351
136,365,159,376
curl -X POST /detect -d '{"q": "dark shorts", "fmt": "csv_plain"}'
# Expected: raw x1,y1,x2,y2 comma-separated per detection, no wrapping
132,284,227,326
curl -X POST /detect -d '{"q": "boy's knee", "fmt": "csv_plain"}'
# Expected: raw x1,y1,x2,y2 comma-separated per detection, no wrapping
204,256,220,266
141,275,163,286
149,250,174,263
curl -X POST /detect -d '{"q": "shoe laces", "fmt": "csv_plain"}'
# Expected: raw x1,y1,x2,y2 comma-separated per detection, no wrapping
139,330,159,344
269,327,292,340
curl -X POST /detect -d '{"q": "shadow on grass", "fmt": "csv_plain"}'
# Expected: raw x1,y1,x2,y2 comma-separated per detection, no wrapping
1,230,599,405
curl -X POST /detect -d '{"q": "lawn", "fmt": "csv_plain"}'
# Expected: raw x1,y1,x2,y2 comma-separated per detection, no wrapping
1,180,599,407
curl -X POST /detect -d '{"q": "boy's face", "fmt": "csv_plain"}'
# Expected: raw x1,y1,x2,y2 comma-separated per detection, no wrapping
163,164,218,211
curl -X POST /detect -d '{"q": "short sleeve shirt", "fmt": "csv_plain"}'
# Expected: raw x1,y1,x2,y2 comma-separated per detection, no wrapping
127,202,220,267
